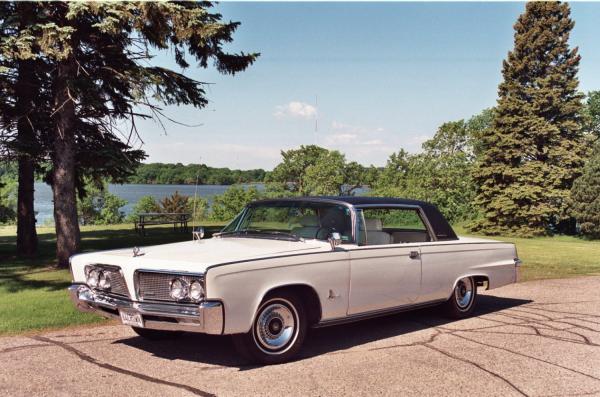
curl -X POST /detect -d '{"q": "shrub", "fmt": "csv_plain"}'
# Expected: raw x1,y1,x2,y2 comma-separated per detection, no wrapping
0,176,17,224
159,191,189,213
188,196,209,221
210,185,260,222
127,195,159,222
78,183,127,225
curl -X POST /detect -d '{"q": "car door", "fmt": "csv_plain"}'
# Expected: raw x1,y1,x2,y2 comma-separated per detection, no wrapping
347,207,423,315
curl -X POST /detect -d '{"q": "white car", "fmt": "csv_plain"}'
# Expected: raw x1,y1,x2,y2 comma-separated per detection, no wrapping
69,197,521,364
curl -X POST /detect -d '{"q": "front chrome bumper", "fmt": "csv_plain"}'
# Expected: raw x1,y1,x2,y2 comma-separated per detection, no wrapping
68,284,224,335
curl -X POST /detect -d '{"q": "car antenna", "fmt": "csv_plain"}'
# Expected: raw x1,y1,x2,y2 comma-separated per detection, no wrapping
192,159,203,241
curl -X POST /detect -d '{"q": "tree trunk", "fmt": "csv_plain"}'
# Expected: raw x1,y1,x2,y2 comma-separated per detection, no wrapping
14,2,38,257
16,155,38,256
52,59,80,268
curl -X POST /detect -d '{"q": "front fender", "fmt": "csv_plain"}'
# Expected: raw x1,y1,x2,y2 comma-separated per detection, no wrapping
205,252,350,334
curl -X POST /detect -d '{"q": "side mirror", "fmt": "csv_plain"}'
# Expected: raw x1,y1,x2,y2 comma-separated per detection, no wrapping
193,226,205,241
328,232,342,251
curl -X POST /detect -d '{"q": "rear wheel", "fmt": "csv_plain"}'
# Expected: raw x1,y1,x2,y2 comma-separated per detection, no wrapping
233,292,307,365
131,327,182,340
444,276,477,319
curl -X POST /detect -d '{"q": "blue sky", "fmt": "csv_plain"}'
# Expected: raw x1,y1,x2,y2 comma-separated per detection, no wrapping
138,2,600,170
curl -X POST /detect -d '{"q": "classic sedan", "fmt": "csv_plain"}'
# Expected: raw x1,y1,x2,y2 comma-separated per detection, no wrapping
69,197,521,364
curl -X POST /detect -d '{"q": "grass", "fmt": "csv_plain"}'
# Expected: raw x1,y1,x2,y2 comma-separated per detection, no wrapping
454,225,600,281
1,222,599,335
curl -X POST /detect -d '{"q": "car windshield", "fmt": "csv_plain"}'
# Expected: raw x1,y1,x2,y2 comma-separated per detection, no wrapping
220,201,353,243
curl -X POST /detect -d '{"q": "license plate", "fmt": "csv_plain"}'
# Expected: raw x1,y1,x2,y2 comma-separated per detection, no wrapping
119,309,144,328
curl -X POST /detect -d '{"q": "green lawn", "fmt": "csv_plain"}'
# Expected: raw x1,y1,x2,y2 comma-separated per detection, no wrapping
1,223,599,335
454,226,600,281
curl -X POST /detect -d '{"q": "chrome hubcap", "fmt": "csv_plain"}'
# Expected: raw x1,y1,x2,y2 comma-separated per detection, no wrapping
455,277,474,310
254,300,297,353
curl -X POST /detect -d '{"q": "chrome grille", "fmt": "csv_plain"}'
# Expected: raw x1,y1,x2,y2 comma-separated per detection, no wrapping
85,265,129,297
137,271,204,302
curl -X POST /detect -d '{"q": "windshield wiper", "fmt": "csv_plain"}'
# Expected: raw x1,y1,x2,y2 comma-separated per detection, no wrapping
215,229,303,242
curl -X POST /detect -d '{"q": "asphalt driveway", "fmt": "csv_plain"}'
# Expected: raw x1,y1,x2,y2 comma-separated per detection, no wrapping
1,276,600,397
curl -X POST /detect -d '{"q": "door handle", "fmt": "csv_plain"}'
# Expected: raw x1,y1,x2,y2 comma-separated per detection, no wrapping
409,251,420,259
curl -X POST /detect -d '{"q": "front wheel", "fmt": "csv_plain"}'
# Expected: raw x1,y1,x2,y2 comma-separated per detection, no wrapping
444,276,477,319
233,292,307,365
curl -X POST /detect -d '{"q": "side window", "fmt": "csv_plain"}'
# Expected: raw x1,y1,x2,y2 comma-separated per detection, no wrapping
361,207,430,245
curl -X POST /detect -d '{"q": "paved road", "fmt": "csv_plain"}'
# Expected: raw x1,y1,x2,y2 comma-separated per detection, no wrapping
2,277,600,397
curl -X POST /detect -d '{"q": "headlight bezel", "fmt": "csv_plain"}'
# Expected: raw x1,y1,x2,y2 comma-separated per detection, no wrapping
84,265,120,293
98,271,111,290
169,277,190,301
86,268,100,288
189,280,205,302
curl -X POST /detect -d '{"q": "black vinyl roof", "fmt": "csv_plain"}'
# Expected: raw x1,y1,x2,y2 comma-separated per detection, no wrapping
250,196,458,241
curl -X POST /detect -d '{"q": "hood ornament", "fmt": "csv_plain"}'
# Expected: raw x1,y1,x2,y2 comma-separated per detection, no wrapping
133,246,145,257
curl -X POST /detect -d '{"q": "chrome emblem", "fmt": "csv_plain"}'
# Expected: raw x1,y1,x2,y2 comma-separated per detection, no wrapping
133,247,144,257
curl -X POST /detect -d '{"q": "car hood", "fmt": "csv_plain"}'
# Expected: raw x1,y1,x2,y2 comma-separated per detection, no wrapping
70,237,330,274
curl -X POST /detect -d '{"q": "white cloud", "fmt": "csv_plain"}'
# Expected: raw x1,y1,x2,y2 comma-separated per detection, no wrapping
315,120,435,166
274,101,318,119
325,133,359,145
324,121,386,147
363,139,383,146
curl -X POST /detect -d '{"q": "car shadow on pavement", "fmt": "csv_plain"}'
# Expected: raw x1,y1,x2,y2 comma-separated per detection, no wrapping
115,294,532,369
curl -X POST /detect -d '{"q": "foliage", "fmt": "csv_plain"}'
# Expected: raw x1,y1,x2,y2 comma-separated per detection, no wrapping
583,91,600,139
189,196,209,221
0,2,258,266
303,151,346,195
0,174,17,223
126,195,159,222
472,2,586,237
77,183,127,225
128,163,266,185
265,145,368,196
158,191,189,214
422,120,472,158
370,117,480,224
371,152,476,224
570,142,600,238
210,185,260,222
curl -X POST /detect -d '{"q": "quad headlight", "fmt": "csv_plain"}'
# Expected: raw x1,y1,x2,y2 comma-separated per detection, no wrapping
85,267,112,291
168,277,204,302
189,280,205,302
169,278,189,301
86,269,100,288
98,271,111,290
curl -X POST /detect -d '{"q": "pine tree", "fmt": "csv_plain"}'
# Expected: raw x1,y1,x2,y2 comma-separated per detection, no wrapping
1,2,258,266
0,2,45,256
571,142,600,238
472,2,586,237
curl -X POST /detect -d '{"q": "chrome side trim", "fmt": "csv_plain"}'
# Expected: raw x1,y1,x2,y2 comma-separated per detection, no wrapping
68,284,223,335
204,240,512,272
313,299,447,328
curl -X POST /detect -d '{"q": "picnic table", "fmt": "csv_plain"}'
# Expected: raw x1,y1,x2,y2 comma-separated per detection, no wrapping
134,212,192,236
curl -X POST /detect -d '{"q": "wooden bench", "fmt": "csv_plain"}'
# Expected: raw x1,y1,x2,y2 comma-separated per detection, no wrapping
134,212,192,236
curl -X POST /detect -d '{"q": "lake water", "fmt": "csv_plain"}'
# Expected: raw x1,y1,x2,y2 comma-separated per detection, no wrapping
33,182,263,225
